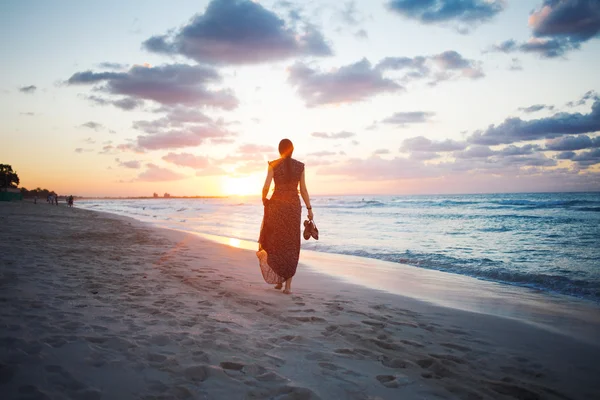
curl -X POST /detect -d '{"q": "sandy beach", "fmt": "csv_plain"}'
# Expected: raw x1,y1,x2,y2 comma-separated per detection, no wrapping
1,201,599,400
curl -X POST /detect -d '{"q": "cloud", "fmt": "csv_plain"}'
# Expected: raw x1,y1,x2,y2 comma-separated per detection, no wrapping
20,112,35,116
566,90,599,107
339,1,361,25
376,55,428,74
468,99,600,145
556,148,600,167
67,63,238,109
355,29,368,39
376,51,484,85
162,152,210,169
382,111,435,126
74,148,92,153
570,148,600,166
488,0,600,58
486,37,577,58
324,156,437,180
136,163,186,181
143,0,332,65
496,144,540,156
339,150,558,180
373,149,391,155
311,131,355,139
129,105,235,151
80,121,104,131
19,85,37,93
431,51,484,80
518,104,555,113
520,37,579,58
486,39,518,53
288,59,402,106
85,95,144,111
133,107,213,134
386,0,505,30
509,58,523,71
529,0,600,42
237,144,276,154
545,135,600,151
116,158,142,169
401,136,467,152
97,62,128,70
306,151,338,157
453,145,497,159
136,125,235,150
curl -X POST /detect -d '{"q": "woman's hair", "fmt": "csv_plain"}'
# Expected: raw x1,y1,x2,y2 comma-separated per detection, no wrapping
278,139,294,158
278,139,294,182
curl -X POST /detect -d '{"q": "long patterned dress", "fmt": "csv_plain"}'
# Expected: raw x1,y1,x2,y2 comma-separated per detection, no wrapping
257,158,304,284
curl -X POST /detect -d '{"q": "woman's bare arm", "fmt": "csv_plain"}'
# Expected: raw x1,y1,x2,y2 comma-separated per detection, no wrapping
299,170,314,219
262,165,274,202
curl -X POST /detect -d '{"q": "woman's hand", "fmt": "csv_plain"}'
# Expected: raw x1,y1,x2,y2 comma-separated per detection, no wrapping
307,208,314,220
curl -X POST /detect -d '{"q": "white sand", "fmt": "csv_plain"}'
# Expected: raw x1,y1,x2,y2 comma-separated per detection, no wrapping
1,201,599,399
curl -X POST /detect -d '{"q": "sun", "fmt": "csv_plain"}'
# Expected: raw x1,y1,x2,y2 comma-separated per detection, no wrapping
222,175,262,196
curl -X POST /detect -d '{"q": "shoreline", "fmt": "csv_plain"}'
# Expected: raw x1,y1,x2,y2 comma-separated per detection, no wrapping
75,195,600,306
151,229,600,348
1,201,599,399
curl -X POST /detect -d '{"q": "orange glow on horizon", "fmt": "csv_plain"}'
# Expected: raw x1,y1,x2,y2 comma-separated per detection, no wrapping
222,174,263,196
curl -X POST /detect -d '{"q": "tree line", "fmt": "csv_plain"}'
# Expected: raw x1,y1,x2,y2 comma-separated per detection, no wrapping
1,164,62,198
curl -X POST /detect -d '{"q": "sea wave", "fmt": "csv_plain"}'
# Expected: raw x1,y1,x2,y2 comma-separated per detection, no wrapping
307,248,600,302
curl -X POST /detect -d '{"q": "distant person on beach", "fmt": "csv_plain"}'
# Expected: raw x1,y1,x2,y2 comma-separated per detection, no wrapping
257,139,313,294
68,195,74,207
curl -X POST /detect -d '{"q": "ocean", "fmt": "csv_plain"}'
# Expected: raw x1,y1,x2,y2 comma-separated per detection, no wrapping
78,192,600,302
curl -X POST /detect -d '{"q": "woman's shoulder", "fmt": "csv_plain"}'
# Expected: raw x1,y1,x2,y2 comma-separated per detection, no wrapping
291,158,304,167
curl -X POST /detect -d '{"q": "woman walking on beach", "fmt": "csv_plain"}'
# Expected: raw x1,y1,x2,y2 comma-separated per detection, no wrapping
257,139,313,294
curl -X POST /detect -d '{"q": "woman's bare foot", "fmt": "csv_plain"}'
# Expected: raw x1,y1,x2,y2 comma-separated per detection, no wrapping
274,283,283,290
283,277,293,295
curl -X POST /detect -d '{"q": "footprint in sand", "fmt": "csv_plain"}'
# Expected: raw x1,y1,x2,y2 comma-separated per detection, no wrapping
441,343,472,352
220,361,245,371
184,365,210,382
318,362,340,371
379,356,409,369
445,328,469,335
486,380,548,399
361,320,385,328
288,308,315,313
400,339,424,348
333,348,366,360
255,371,288,382
429,353,466,365
291,316,325,323
368,338,404,351
376,374,413,388
416,358,454,379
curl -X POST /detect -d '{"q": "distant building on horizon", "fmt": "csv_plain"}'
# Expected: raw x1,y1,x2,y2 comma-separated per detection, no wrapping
164,193,170,198
153,192,158,198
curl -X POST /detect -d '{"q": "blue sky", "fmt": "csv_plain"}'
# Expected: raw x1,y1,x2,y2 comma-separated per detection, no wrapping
2,0,599,196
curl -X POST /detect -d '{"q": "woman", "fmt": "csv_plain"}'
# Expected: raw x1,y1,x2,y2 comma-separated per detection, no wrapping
257,139,313,294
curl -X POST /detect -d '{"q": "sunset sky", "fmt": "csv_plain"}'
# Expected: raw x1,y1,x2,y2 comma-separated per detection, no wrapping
2,0,599,197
